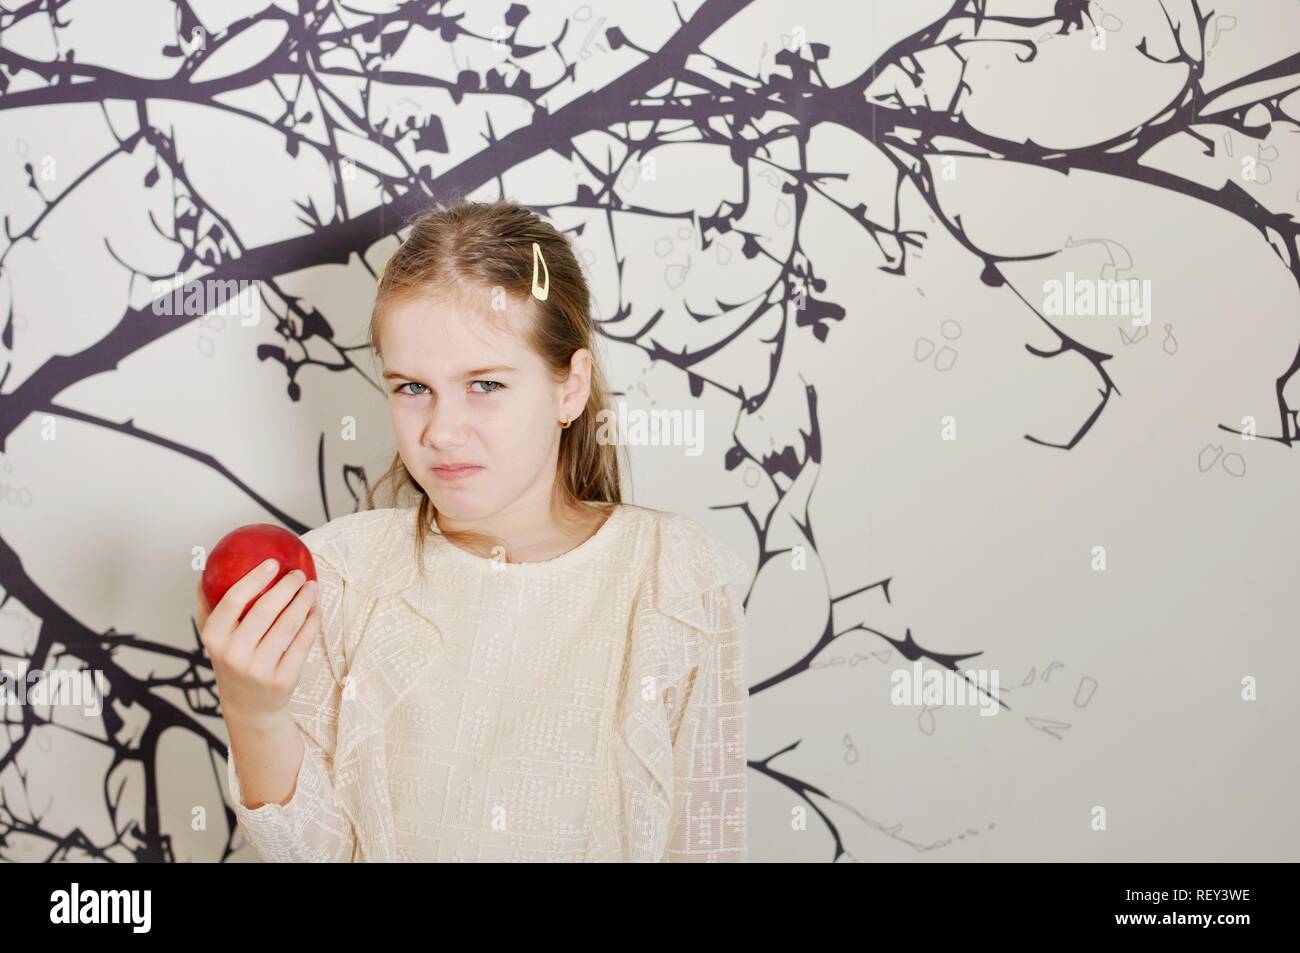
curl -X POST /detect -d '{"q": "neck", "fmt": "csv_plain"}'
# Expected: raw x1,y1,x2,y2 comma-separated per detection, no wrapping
433,497,610,563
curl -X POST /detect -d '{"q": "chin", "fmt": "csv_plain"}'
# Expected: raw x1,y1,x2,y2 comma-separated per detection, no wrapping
424,490,488,520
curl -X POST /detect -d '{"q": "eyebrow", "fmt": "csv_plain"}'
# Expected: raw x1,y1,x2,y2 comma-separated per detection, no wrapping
382,365,517,382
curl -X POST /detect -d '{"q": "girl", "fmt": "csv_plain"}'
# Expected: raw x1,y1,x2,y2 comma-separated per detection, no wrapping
199,199,751,862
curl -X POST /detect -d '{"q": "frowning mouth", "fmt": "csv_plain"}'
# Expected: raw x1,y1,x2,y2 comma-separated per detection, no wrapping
431,465,483,481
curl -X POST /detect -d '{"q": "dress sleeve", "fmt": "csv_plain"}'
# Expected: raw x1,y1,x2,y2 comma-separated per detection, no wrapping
654,517,751,862
225,526,359,863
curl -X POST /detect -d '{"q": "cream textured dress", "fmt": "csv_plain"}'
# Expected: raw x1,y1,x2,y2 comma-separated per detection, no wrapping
224,502,750,862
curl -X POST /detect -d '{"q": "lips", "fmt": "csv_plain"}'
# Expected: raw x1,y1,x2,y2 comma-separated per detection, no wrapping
431,464,483,481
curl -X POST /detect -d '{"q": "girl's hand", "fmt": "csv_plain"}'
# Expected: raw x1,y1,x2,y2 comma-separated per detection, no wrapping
197,562,321,726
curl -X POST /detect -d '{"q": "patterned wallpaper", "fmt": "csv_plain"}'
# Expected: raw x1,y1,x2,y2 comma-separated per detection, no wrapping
0,0,1297,861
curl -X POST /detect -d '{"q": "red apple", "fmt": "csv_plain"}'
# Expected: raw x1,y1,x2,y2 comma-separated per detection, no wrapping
202,524,316,622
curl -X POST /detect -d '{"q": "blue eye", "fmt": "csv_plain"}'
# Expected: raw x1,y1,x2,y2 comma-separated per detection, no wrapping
392,381,504,396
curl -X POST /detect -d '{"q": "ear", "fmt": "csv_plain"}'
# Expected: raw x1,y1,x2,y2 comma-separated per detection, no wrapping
559,348,593,420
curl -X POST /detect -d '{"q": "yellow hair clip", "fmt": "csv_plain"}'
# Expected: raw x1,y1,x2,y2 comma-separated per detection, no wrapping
531,241,549,301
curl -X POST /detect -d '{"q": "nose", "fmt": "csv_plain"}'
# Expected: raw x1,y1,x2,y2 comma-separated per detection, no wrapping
420,393,470,449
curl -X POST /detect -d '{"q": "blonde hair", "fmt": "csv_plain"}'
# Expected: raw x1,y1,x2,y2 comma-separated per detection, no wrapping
365,198,624,566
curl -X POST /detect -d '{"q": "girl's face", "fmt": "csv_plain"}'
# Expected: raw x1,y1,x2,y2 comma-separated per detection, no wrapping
379,286,590,523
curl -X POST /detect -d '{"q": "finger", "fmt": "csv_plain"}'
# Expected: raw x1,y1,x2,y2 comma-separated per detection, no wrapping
206,559,284,644
251,579,317,676
275,604,322,686
195,577,211,630
229,568,310,657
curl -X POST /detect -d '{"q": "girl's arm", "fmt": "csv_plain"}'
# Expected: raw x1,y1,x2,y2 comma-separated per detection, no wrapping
225,706,356,862
219,540,360,863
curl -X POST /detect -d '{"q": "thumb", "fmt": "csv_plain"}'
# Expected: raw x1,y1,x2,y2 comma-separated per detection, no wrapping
195,576,211,629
